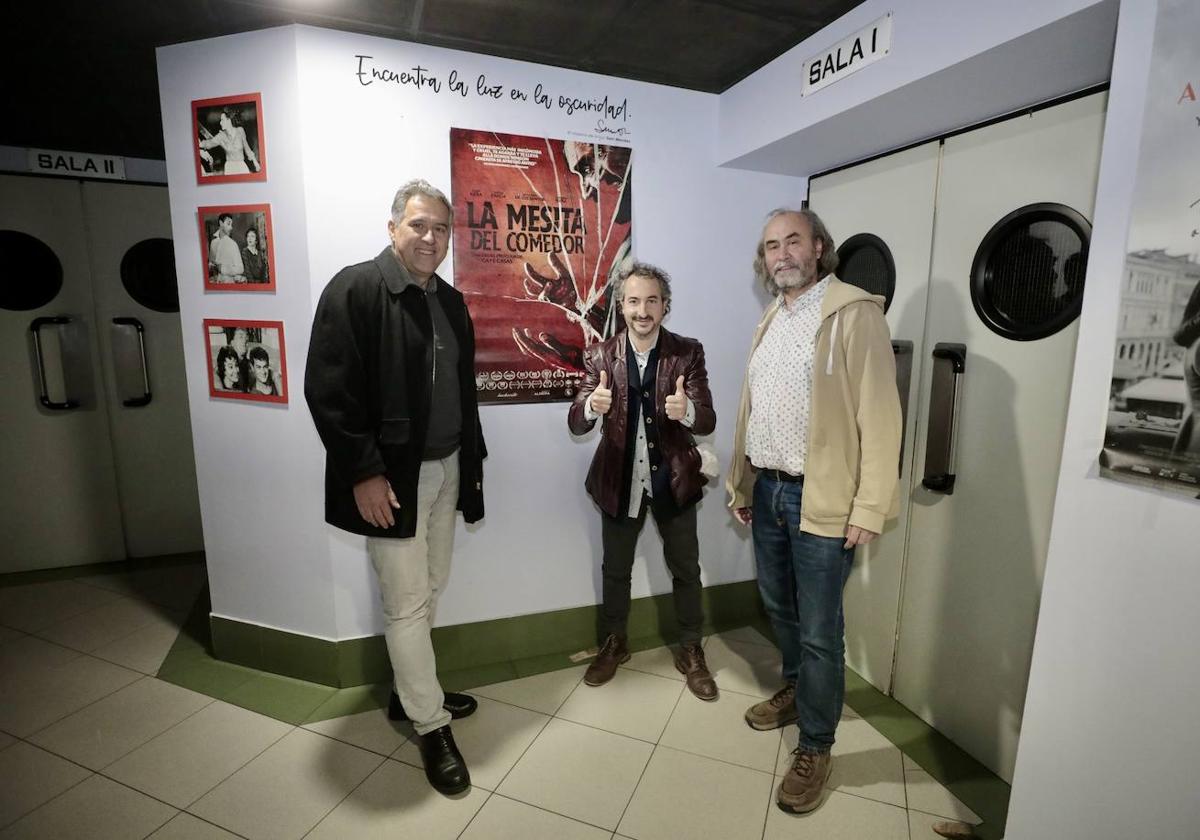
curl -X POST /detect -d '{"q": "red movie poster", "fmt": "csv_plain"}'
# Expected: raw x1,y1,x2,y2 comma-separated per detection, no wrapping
450,128,633,404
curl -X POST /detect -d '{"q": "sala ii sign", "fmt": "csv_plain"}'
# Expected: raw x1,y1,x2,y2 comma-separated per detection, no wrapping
803,13,892,97
28,148,126,181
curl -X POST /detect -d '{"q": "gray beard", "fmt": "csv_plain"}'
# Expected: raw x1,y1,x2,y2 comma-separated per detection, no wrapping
773,267,817,291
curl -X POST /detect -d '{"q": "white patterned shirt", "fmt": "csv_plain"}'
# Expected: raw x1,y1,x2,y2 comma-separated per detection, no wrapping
746,276,830,475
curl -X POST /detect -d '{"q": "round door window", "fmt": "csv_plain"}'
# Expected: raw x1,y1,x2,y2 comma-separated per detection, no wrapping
0,230,63,311
836,233,896,313
121,238,179,313
970,203,1091,341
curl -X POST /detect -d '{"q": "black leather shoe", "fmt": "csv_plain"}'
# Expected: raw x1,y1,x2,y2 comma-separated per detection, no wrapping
388,690,478,722
417,725,470,794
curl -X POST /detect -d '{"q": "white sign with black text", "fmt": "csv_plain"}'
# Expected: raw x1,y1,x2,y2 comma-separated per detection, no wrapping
27,148,127,180
802,13,892,97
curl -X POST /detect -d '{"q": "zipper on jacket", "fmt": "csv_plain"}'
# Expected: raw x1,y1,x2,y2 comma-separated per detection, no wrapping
430,298,438,394
825,310,840,375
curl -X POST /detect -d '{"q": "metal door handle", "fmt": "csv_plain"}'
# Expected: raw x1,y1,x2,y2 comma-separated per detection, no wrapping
892,340,914,474
112,317,153,407
921,342,966,494
30,316,79,410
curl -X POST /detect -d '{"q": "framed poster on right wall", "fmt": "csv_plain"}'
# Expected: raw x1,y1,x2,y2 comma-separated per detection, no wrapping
1098,0,1200,499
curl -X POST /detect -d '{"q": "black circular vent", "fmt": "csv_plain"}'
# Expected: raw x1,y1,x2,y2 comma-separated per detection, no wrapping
836,233,895,313
0,230,63,311
120,238,179,313
971,204,1090,341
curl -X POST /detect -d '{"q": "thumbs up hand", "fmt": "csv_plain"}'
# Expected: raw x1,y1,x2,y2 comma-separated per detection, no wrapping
665,374,689,421
590,369,613,415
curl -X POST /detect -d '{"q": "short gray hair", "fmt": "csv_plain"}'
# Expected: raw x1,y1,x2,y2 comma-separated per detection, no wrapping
753,207,839,297
614,262,672,312
390,179,454,225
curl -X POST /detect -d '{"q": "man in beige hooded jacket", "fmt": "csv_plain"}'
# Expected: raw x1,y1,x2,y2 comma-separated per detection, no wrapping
727,208,901,815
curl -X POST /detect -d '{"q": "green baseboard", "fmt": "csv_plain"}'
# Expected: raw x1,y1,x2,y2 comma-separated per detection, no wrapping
209,579,765,688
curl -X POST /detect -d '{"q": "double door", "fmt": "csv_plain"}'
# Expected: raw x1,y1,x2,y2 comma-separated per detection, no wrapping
0,174,202,572
809,92,1106,781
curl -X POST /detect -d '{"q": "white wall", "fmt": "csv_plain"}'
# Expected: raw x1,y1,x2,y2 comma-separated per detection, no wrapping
717,0,1117,176
158,26,803,640
1006,3,1200,836
157,28,335,638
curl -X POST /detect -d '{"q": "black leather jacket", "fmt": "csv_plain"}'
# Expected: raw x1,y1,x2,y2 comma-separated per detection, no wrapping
305,248,485,537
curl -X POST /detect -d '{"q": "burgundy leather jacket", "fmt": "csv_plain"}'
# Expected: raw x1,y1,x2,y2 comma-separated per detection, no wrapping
568,328,716,517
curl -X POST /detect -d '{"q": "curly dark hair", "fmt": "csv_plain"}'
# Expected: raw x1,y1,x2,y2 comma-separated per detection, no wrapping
216,346,242,390
614,262,672,314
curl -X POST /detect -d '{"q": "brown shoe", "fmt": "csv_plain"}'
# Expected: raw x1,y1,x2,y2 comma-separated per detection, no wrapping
744,683,797,730
776,749,831,813
675,643,718,701
584,634,629,686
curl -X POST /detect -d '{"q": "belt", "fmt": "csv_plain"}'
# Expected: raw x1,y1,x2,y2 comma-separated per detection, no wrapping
759,468,803,484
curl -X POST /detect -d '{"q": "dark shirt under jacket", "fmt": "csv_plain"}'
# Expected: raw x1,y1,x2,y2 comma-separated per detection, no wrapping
423,279,462,459
305,247,486,539
568,328,716,518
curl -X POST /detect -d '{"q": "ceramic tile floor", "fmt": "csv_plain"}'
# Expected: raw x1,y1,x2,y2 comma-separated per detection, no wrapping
0,564,994,840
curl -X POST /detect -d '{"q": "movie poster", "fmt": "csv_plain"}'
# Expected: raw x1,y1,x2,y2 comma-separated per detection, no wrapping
450,128,633,404
1099,0,1200,498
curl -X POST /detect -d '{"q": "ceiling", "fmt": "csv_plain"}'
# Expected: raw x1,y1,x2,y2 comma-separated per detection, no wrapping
5,0,864,161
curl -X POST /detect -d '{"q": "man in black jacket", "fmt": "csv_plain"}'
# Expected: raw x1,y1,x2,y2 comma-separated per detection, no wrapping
305,179,485,796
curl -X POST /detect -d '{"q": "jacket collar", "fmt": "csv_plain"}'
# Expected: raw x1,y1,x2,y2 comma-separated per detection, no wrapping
616,326,673,360
373,247,440,296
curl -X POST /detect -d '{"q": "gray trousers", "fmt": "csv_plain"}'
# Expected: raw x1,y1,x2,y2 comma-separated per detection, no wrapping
366,454,458,735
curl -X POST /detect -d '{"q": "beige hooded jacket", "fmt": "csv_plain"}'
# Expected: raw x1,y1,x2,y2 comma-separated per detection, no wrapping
726,277,902,537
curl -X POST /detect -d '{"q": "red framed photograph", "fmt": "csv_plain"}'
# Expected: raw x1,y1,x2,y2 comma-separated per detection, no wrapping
198,204,276,292
192,92,267,184
204,319,288,404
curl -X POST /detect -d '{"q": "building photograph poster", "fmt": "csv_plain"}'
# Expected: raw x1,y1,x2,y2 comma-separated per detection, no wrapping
450,128,633,404
1100,0,1200,498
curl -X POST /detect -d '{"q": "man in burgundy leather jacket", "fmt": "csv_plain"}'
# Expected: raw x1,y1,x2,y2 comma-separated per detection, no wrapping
567,262,719,700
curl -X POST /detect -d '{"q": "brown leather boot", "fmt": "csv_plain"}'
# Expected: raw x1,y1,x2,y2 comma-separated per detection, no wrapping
584,634,629,686
744,683,797,730
675,643,718,701
776,749,831,814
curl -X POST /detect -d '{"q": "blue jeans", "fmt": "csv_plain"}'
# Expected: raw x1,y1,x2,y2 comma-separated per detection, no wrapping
752,473,854,753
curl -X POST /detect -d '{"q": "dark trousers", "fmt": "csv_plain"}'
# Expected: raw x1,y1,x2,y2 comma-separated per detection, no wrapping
600,495,704,645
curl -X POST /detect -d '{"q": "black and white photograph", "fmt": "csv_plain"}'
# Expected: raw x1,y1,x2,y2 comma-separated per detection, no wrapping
192,92,267,183
198,203,276,291
1099,0,1200,498
203,319,288,404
